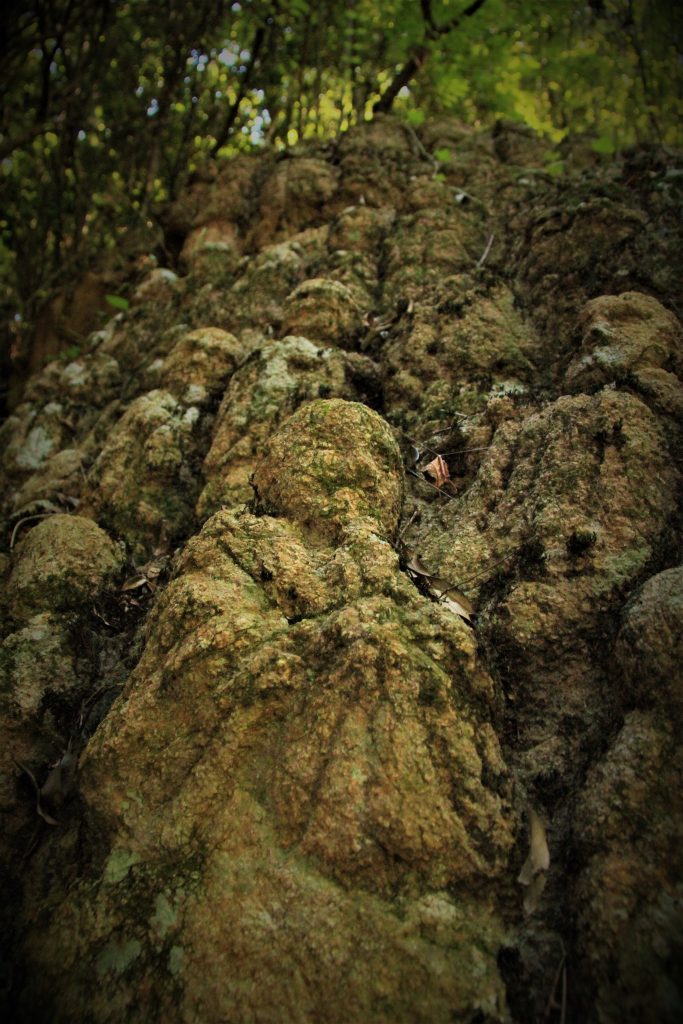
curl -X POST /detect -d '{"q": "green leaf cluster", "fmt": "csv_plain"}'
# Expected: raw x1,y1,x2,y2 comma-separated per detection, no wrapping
0,0,680,356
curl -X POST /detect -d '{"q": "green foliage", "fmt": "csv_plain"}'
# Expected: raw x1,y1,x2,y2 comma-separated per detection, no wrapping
592,136,617,155
60,344,83,361
105,295,130,312
0,0,681,358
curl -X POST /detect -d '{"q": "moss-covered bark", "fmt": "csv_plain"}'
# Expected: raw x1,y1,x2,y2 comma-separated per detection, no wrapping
1,115,682,1023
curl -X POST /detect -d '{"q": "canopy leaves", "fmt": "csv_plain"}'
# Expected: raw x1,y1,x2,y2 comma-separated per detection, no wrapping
0,0,681,370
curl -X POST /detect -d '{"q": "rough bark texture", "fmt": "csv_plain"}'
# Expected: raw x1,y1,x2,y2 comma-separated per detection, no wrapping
1,115,682,1023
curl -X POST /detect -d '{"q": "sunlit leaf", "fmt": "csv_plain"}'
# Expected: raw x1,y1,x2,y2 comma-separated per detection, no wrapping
591,135,616,155
105,294,129,311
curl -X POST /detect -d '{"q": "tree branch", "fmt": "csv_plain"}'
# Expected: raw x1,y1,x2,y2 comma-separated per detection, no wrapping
210,12,272,157
432,0,487,36
374,46,428,115
374,0,488,113
420,0,437,36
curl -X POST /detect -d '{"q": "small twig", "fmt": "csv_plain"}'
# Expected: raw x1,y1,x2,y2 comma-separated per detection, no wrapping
407,468,456,501
398,508,418,542
399,428,493,463
407,547,519,603
10,511,56,549
476,232,495,268
543,939,568,1023
399,428,443,460
402,122,437,168
78,682,122,729
439,445,492,456
12,757,59,826
448,550,517,590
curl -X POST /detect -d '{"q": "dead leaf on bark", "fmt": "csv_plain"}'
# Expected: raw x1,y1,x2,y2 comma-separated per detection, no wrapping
13,757,60,826
120,574,150,593
405,556,475,625
436,591,475,626
424,455,450,489
518,805,550,883
406,555,434,578
518,805,550,915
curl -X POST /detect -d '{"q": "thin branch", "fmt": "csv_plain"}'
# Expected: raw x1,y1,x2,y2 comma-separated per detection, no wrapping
210,13,272,157
625,0,661,140
374,47,428,114
432,0,488,36
420,0,437,35
476,232,495,267
10,511,57,549
374,0,488,113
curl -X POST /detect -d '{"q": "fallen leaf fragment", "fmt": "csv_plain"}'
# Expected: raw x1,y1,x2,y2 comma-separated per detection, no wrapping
406,555,434,578
518,805,550,915
518,806,550,884
424,455,450,489
13,757,60,826
121,574,149,593
405,557,475,625
430,578,475,624
438,593,475,625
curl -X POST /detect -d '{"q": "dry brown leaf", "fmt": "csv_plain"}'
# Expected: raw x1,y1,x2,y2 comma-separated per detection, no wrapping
121,574,149,592
13,757,60,826
406,558,475,625
424,455,450,489
438,593,475,625
429,579,474,625
430,580,474,611
406,555,434,578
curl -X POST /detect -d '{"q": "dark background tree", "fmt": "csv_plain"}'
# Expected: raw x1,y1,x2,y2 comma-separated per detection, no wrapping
1,0,681,406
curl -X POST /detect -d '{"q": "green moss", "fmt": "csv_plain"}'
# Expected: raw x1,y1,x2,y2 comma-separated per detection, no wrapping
602,545,652,588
